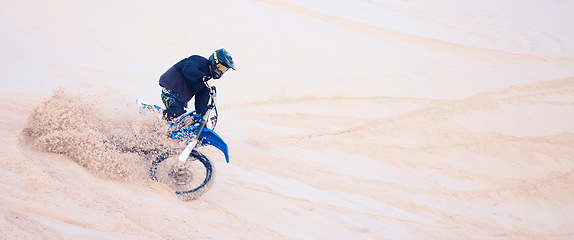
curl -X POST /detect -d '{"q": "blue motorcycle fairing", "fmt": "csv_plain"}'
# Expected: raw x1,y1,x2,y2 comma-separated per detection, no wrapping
171,126,229,163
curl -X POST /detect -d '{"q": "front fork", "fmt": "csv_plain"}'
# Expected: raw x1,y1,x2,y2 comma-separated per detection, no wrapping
176,86,217,168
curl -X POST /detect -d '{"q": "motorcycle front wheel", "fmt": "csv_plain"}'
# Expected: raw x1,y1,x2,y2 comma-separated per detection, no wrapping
150,150,215,201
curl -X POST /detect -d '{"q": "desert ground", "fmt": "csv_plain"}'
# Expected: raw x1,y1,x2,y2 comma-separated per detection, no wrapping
1,0,574,239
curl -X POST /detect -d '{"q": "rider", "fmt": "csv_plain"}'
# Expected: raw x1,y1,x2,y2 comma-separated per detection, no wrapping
159,48,235,121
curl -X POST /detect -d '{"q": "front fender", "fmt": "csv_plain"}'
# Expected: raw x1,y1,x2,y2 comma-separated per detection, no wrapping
171,127,229,163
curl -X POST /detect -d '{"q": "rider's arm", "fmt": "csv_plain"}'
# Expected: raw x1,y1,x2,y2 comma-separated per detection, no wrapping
181,60,207,85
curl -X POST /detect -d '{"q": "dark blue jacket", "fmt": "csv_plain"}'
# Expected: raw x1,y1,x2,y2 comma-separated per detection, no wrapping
159,55,212,112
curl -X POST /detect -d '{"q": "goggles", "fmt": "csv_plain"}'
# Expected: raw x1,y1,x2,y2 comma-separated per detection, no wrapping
216,62,229,74
213,51,230,74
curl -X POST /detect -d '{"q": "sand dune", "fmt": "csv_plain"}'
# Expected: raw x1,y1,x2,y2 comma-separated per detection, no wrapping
1,0,574,239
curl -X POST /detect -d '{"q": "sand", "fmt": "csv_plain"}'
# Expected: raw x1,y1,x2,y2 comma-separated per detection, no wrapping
1,0,574,239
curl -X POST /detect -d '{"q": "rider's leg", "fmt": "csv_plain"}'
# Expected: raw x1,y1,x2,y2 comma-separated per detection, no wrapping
161,89,186,121
194,88,210,117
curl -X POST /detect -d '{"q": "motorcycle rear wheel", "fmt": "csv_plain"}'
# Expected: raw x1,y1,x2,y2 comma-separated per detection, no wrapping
150,150,215,201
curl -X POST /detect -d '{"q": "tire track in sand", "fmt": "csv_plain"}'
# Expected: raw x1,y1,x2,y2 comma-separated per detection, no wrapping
253,0,574,63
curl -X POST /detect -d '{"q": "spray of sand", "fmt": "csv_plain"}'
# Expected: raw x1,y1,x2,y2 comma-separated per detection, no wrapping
21,88,180,182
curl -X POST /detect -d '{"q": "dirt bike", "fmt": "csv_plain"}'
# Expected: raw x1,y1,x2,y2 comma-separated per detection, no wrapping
137,86,229,201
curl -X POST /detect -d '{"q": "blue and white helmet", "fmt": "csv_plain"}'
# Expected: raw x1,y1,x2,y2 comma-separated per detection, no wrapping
208,48,235,79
